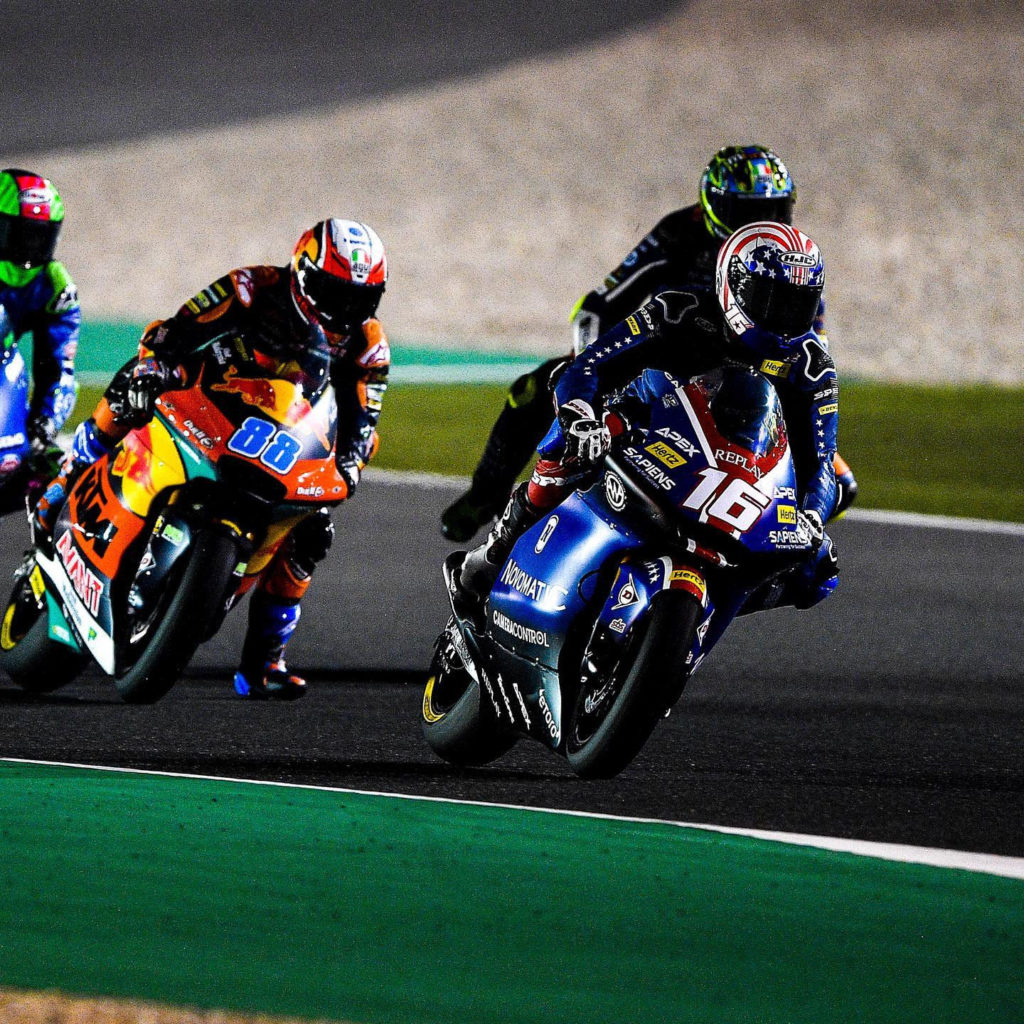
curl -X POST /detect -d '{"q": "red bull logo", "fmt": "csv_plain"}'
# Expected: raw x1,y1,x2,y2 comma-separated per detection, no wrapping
213,366,329,448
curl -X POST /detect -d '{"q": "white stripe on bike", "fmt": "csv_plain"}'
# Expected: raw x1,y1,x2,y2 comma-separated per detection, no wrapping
4,757,1023,881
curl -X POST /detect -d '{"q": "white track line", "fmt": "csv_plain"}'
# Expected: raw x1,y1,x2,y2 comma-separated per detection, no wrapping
5,758,1023,881
366,467,1024,535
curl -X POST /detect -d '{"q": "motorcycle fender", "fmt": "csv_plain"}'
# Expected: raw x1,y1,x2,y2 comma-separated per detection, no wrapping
595,556,715,670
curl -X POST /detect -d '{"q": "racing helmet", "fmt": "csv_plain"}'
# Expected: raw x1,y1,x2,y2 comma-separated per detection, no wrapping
0,169,65,282
715,221,824,359
291,219,387,336
699,146,795,241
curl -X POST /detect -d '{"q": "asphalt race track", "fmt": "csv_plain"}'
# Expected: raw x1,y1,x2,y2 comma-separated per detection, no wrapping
4,0,684,153
1,474,1022,858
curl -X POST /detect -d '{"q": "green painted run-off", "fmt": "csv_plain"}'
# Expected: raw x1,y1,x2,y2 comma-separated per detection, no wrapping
0,762,1021,1023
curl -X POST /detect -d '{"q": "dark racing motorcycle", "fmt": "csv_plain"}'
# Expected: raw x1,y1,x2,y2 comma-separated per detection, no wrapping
0,341,348,703
422,366,816,778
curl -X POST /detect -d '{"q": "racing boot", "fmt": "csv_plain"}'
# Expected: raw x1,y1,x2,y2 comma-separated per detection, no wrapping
233,592,307,700
830,452,859,520
32,420,114,547
454,482,543,612
440,359,563,542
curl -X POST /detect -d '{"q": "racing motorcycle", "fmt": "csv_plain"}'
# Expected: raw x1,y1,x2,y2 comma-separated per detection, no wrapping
0,308,65,518
422,366,816,778
0,341,347,703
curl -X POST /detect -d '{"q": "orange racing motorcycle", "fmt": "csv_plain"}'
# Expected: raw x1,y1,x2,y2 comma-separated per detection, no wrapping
0,343,348,702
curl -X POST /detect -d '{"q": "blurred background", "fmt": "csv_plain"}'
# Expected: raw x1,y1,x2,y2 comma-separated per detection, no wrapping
2,0,1022,519
4,0,1022,382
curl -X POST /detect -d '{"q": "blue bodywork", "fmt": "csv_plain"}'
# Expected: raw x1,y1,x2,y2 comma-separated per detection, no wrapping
460,368,813,752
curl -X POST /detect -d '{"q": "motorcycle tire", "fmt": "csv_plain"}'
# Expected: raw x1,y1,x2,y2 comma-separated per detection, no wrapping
421,627,517,767
114,529,240,704
565,589,702,779
0,574,87,692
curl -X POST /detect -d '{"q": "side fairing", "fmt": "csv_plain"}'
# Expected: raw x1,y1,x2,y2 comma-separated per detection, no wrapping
487,489,641,671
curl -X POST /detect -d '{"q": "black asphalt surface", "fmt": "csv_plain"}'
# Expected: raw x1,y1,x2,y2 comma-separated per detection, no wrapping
3,0,683,153
1,476,1022,858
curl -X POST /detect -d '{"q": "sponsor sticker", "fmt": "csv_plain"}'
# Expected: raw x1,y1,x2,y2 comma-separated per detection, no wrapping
777,504,797,525
818,402,838,415
760,358,787,376
670,568,707,601
644,441,686,469
626,315,641,336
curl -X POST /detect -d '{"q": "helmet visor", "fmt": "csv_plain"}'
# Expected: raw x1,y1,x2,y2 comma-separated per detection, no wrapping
297,257,383,332
730,265,822,339
712,193,794,234
0,213,60,267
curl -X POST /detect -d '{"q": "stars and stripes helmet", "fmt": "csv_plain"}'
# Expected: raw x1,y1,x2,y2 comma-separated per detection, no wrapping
699,146,795,241
716,221,824,358
0,168,65,273
291,219,387,337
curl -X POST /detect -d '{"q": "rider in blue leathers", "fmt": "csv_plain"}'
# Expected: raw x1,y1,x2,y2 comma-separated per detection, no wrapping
0,169,79,463
441,145,858,542
457,221,840,614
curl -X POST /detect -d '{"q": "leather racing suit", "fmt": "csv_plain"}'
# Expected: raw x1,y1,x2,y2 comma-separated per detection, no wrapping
36,264,388,697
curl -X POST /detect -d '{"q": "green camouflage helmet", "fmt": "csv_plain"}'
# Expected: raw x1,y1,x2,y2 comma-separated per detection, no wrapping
698,146,795,241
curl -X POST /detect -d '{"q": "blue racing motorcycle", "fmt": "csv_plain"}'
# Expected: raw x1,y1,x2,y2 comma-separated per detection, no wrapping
422,365,816,778
0,307,63,518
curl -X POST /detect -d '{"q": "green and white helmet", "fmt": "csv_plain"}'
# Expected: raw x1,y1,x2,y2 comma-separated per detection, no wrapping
0,168,65,277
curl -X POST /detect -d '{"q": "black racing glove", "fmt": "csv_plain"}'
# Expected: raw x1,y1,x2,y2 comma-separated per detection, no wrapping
126,357,171,425
558,400,610,466
335,452,361,497
26,413,58,452
797,509,825,550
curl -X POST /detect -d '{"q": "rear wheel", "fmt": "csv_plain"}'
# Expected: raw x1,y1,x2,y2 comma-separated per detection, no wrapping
421,622,517,767
0,570,86,692
565,590,702,779
114,530,240,704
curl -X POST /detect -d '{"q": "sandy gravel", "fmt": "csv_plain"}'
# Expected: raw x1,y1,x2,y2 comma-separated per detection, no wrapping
0,989,347,1024
5,0,1020,384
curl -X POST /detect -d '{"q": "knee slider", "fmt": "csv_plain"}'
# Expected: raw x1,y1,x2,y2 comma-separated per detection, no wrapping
288,509,335,576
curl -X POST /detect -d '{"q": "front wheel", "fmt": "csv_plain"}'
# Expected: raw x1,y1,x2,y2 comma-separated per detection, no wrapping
421,623,517,767
114,529,240,704
565,590,703,779
0,569,87,692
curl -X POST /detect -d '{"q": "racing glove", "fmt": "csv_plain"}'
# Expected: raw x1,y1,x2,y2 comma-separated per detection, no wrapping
26,414,58,452
796,509,825,550
335,452,361,497
558,400,611,466
126,357,171,425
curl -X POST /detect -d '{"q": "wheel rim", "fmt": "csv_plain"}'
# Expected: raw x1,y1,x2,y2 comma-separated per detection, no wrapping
568,625,642,753
0,580,42,652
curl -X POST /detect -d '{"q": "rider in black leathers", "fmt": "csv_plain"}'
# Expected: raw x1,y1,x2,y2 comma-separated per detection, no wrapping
441,145,858,541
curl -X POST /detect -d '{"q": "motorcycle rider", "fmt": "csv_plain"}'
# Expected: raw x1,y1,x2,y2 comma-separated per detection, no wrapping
35,218,389,699
0,169,80,483
456,221,840,614
441,145,858,541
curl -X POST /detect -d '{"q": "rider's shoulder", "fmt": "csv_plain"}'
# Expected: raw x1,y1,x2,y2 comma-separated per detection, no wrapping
791,332,837,389
651,204,703,247
353,318,390,369
226,265,283,307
